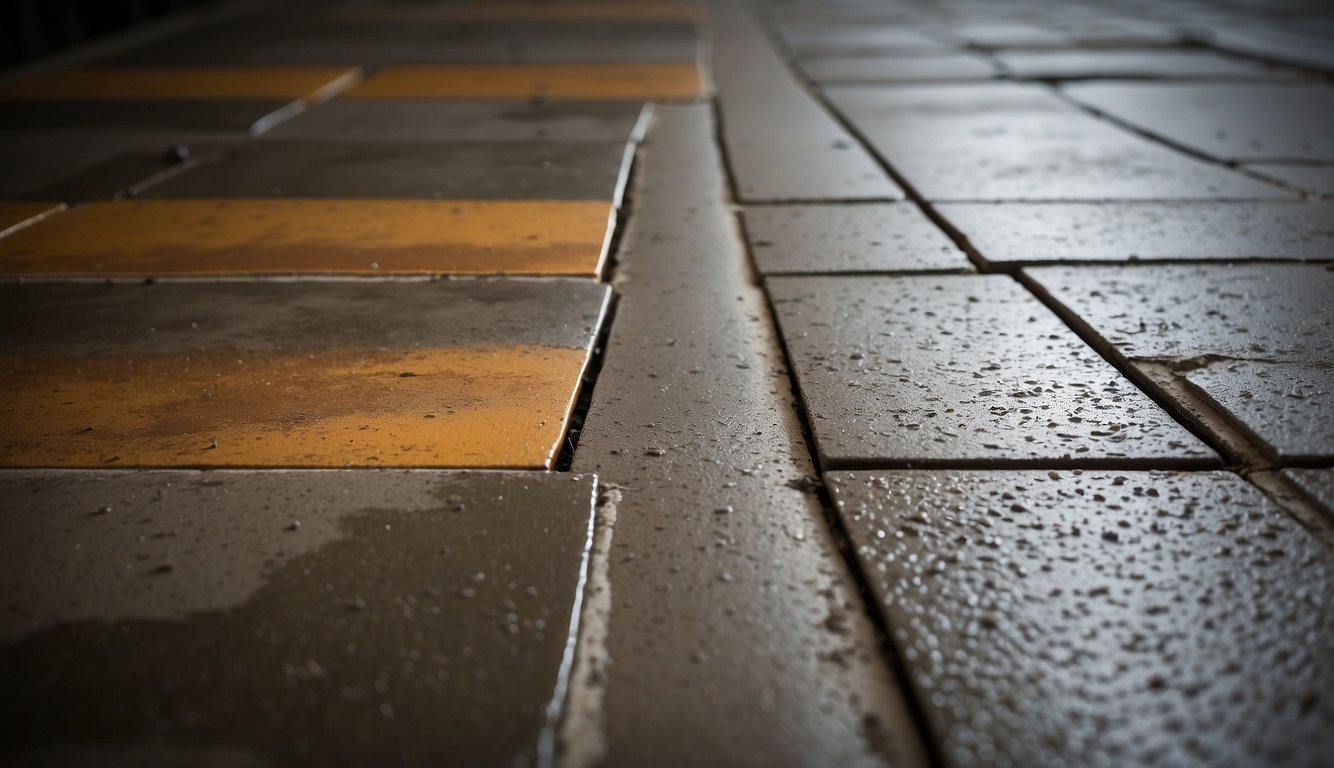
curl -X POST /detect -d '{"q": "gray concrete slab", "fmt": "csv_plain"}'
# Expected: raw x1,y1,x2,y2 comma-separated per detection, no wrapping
1249,164,1334,196
569,105,927,768
828,469,1334,768
767,274,1215,468
1024,264,1333,361
1185,361,1333,462
828,84,1293,200
800,53,998,83
0,469,596,766
134,140,631,201
0,128,226,200
712,6,904,202
0,101,299,134
939,22,1070,48
998,49,1278,80
777,24,953,56
1284,468,1334,513
741,203,971,273
1202,24,1334,74
936,201,1334,266
265,100,649,144
1065,82,1334,162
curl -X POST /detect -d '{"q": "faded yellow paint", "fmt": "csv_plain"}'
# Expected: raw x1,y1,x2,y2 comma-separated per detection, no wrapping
0,346,589,469
0,199,613,277
0,67,362,102
334,1,699,23
0,201,64,238
344,63,701,101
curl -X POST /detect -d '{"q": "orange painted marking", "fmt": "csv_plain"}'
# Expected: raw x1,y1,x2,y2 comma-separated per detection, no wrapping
344,63,701,101
0,67,362,102
0,199,613,277
1,346,589,469
0,201,64,238
334,1,699,23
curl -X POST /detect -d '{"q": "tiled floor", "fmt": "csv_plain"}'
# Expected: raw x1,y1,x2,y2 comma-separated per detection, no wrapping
1,0,1331,766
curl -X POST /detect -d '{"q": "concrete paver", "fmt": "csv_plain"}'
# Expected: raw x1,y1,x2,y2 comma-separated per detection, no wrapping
768,274,1215,468
0,201,63,237
0,469,597,765
1027,264,1333,461
264,100,650,144
0,199,616,278
344,63,701,101
936,201,1334,266
713,6,904,202
799,53,998,84
828,83,1289,200
570,105,927,768
1201,24,1334,75
0,280,608,469
776,24,952,56
133,140,632,201
1065,82,1334,162
828,469,1334,768
1249,164,1334,197
332,2,700,24
742,203,971,274
997,49,1277,80
1284,468,1334,513
0,66,360,102
0,101,310,133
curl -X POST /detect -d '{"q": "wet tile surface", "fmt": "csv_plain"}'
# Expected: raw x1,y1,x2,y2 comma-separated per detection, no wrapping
265,100,648,143
713,7,903,201
0,201,63,236
799,53,997,83
768,275,1214,468
0,66,360,102
1284,468,1334,512
997,49,1276,80
134,140,631,201
1065,82,1334,161
0,281,609,469
344,63,701,101
0,199,614,278
742,203,971,273
0,469,596,766
332,1,700,23
1249,164,1334,196
1184,361,1332,461
828,469,1334,768
777,24,953,55
829,83,1291,201
937,201,1334,265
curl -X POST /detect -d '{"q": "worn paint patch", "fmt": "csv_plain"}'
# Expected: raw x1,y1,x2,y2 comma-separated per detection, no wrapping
344,63,701,101
0,201,64,238
1,346,589,469
333,1,699,23
0,199,613,277
0,67,362,102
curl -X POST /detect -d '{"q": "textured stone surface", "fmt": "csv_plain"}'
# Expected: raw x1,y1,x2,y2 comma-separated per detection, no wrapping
1066,82,1334,161
1185,361,1333,461
799,53,997,83
0,470,596,766
937,201,1334,265
998,49,1274,80
1284,468,1334,512
571,106,927,768
829,469,1334,768
742,203,971,274
829,84,1289,200
777,24,951,55
768,275,1214,467
1249,164,1334,196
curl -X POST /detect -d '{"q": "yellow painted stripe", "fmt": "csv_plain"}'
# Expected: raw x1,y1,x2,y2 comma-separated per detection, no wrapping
0,67,363,102
0,199,613,277
1,346,587,469
0,201,64,238
344,63,701,101
334,1,699,23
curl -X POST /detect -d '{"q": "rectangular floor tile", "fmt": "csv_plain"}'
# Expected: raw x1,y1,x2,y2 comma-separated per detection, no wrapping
264,100,650,143
132,140,632,202
998,49,1278,80
799,53,998,83
1027,264,1333,461
0,101,307,134
741,203,970,273
0,199,614,278
0,280,609,469
1065,82,1334,162
1248,164,1334,196
828,83,1292,200
936,201,1334,265
1285,468,1334,513
0,128,220,201
0,201,63,237
0,469,596,765
343,63,701,101
828,469,1334,768
777,24,952,56
767,274,1215,468
0,66,361,102
333,1,699,23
